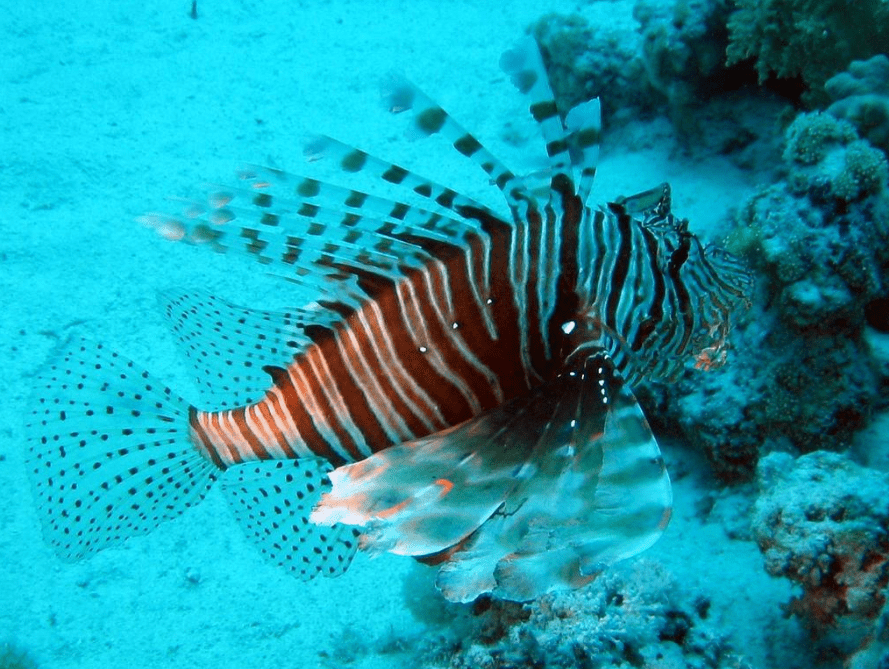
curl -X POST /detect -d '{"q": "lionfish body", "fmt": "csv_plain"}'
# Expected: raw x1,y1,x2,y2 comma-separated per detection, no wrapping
27,40,749,602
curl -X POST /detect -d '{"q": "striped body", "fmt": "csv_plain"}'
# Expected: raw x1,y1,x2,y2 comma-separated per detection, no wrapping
187,186,747,470
27,38,750,601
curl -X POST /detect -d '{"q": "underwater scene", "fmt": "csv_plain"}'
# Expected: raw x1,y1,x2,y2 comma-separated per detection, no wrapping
3,0,889,667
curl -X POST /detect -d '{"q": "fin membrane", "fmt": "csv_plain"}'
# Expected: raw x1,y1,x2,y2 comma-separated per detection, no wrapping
160,289,342,409
312,353,672,602
25,339,220,560
222,459,359,579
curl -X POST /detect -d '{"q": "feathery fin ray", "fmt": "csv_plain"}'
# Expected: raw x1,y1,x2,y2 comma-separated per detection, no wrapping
24,38,750,604
313,353,671,602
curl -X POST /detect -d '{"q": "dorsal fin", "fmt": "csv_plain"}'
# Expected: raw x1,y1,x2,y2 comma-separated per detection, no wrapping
140,163,507,313
564,99,601,204
500,39,601,207
500,38,574,197
299,137,496,224
160,289,344,408
380,70,536,221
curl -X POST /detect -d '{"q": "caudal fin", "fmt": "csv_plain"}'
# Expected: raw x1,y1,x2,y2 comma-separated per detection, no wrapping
25,338,221,560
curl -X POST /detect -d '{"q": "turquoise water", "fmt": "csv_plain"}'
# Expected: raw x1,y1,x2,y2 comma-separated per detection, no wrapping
3,1,888,668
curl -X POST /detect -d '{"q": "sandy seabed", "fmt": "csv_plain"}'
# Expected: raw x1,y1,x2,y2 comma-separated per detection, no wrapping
1,1,791,667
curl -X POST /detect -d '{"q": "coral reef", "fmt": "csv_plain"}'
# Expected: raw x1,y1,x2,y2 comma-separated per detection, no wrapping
648,321,879,482
752,451,889,657
725,0,889,104
529,13,648,124
827,55,889,157
848,598,889,669
414,560,751,669
782,111,889,203
739,112,889,328
530,2,788,158
633,0,737,126
647,112,887,481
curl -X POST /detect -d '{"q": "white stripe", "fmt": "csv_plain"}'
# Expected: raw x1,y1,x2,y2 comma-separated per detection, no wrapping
398,267,481,413
509,201,537,384
244,404,288,459
464,236,498,340
312,331,387,458
264,386,314,458
424,258,504,404
355,301,441,433
218,411,250,462
286,362,352,462
415,263,483,414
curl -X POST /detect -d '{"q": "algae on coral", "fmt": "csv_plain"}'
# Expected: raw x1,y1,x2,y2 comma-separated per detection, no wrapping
726,0,889,104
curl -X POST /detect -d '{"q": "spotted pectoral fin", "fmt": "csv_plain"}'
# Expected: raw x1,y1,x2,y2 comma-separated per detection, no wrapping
221,458,360,579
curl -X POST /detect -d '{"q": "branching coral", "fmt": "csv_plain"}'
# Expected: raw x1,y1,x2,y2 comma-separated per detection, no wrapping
753,451,889,655
726,0,889,104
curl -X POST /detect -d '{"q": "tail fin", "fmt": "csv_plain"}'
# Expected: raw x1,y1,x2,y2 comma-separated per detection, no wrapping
25,338,220,560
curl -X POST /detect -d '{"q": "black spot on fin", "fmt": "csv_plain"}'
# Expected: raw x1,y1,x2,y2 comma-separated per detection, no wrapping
221,459,359,580
24,338,220,561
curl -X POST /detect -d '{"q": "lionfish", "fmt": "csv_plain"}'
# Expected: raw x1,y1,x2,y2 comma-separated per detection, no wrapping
26,39,749,603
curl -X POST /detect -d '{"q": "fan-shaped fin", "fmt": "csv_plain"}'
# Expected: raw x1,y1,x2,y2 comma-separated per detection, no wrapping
221,459,360,579
160,289,347,408
437,360,671,602
25,339,221,560
312,352,672,602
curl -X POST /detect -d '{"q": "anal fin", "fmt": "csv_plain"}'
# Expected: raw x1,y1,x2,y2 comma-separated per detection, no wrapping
222,459,360,579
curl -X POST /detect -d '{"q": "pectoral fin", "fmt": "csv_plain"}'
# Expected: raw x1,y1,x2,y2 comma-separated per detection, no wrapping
312,353,672,602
